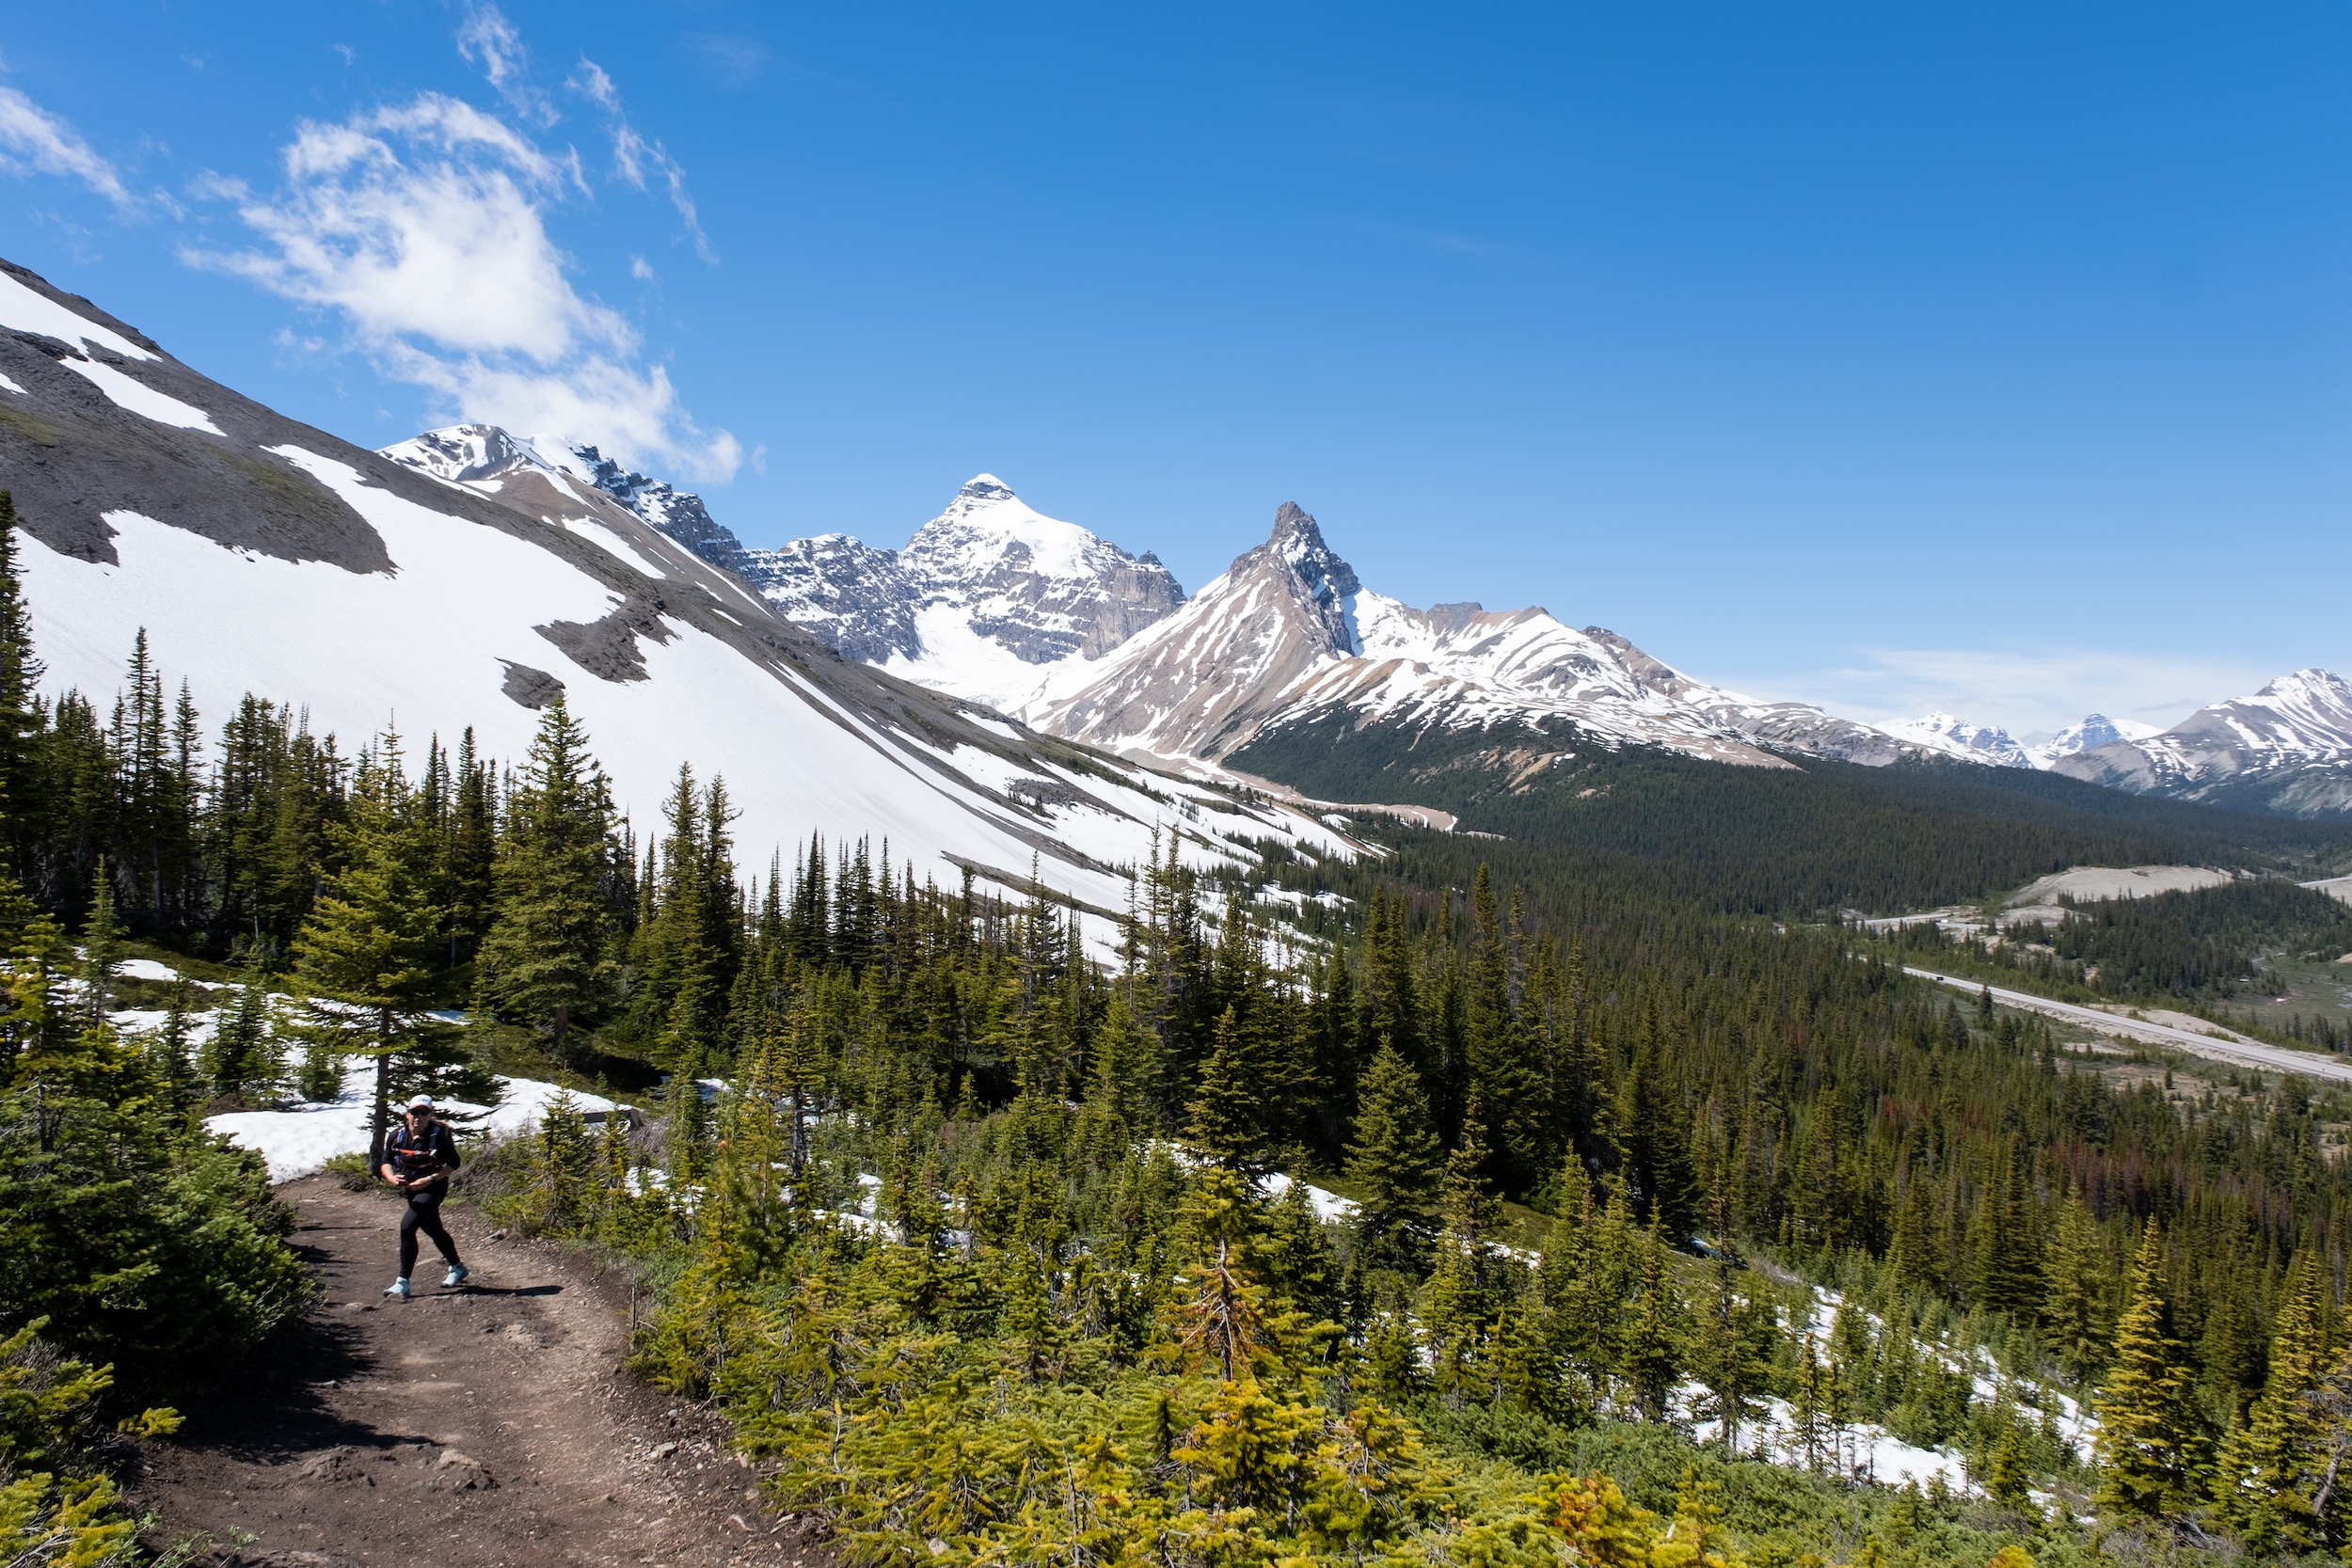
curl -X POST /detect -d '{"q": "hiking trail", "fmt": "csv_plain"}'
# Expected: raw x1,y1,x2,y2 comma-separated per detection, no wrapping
130,1176,832,1568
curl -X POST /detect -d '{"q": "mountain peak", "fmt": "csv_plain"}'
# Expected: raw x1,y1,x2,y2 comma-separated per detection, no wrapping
958,474,1018,504
1263,501,1359,604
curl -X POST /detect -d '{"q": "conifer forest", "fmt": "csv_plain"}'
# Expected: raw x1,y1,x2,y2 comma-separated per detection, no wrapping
10,504,2352,1568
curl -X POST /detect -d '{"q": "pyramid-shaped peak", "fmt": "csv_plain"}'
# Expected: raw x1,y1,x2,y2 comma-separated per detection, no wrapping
1263,500,1359,600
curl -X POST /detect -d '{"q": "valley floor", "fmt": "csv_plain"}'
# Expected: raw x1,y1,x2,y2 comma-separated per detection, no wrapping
1905,966,2352,1083
129,1179,830,1568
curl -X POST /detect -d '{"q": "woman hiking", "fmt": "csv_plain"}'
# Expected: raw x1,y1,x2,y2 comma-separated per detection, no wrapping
380,1093,470,1300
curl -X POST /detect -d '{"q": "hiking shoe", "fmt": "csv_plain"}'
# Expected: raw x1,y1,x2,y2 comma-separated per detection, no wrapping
441,1264,469,1289
385,1277,410,1300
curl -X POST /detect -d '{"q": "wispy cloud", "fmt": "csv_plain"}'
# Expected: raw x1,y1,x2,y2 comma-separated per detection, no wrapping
570,56,714,263
0,84,133,208
457,2,555,126
1740,642,2280,736
184,92,738,481
683,33,771,91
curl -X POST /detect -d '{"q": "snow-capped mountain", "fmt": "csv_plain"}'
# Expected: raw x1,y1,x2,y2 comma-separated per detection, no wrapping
386,445,1189,717
2050,671,2352,816
2026,713,2161,769
1030,502,1905,771
0,261,1354,927
747,475,1186,714
383,423,760,578
1882,713,2033,768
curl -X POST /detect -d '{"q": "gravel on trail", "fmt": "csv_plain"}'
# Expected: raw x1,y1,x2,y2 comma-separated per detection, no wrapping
129,1176,834,1568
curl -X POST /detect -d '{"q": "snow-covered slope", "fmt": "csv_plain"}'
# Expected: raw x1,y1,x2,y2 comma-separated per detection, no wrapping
2050,671,2352,816
0,261,1357,933
1032,502,1909,771
1882,713,2033,768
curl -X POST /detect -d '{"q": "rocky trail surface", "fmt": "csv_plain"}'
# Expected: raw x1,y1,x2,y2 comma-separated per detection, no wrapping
130,1177,832,1568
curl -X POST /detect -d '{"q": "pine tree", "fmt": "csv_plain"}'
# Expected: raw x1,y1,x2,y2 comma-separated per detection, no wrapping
1614,1001,1697,1243
73,864,123,1028
2213,1250,2332,1550
2093,1222,2206,1523
1693,1180,1779,1453
2040,1185,2109,1379
1188,1005,1275,1173
289,735,445,1169
202,980,277,1101
1344,1041,1443,1274
477,696,619,1066
1616,1221,1687,1422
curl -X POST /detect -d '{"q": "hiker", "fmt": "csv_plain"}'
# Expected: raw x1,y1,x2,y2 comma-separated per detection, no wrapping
380,1093,470,1300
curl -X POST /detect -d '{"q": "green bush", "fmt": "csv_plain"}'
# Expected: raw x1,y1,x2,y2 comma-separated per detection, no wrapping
0,1025,311,1408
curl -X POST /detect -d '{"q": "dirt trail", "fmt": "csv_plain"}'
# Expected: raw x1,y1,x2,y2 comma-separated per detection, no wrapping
131,1177,832,1568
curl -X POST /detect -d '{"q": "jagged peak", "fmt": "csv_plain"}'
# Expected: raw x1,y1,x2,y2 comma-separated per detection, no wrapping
958,473,1018,504
1261,501,1359,600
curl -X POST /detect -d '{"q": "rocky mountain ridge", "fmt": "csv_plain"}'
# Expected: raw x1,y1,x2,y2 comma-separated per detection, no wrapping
2051,670,2352,816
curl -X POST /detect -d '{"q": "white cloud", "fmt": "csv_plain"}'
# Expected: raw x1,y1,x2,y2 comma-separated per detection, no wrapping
455,3,527,89
186,93,739,482
457,3,555,126
1739,642,2280,736
571,56,715,263
0,84,133,208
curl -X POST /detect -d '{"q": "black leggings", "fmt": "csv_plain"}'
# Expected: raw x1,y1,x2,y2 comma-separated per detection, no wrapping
399,1187,461,1278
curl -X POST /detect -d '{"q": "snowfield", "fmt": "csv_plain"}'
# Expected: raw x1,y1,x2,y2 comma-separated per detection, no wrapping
204,1061,622,1182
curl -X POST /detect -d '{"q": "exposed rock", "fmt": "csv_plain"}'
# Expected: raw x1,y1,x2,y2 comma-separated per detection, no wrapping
533,596,675,684
499,661,566,710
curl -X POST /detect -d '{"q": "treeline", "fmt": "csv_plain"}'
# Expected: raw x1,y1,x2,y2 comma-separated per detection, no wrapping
1230,707,2337,915
1874,880,2352,1029
2042,880,2352,1001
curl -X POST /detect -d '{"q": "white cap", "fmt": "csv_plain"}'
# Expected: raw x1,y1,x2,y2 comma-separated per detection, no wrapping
406,1094,436,1111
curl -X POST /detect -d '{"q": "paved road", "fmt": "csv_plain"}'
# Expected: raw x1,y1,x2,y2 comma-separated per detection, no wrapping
1904,967,2352,1086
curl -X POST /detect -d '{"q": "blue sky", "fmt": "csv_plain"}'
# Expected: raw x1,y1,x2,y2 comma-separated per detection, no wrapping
3,3,2348,735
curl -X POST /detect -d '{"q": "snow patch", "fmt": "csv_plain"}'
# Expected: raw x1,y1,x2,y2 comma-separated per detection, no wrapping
0,271,157,360
58,357,223,434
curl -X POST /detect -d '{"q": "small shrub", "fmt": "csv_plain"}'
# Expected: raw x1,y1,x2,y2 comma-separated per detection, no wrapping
322,1150,376,1192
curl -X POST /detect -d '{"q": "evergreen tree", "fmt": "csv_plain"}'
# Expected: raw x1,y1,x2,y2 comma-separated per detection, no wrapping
2093,1222,2206,1523
2213,1250,2332,1550
289,734,446,1169
1344,1040,1443,1273
1616,1221,1687,1422
477,696,619,1066
1187,1005,1276,1174
1614,1001,1697,1243
202,980,277,1101
73,863,123,1028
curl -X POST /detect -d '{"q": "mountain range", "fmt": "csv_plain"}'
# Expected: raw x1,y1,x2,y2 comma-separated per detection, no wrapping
395,422,2352,821
0,260,1355,940
1,242,2344,952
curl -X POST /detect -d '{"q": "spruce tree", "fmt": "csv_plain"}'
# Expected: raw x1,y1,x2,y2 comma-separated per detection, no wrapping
2213,1251,2331,1550
477,695,619,1067
1614,1000,1697,1243
1188,1004,1274,1174
1615,1221,1687,1422
74,863,124,1028
1344,1040,1444,1274
289,736,445,1169
2093,1222,2206,1523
